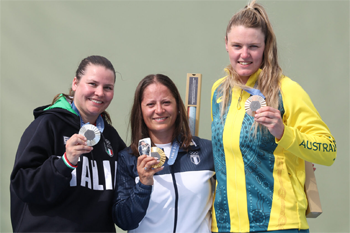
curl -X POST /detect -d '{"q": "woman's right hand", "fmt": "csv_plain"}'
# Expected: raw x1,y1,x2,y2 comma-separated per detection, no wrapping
137,155,164,186
65,134,93,165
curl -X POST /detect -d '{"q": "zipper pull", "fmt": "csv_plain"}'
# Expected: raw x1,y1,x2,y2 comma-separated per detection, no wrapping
237,89,243,110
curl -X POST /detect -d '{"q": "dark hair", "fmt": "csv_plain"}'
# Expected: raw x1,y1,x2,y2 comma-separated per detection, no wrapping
129,74,192,157
51,55,116,124
75,55,116,82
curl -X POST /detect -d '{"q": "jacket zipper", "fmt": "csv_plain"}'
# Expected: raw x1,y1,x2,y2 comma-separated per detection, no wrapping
170,165,178,233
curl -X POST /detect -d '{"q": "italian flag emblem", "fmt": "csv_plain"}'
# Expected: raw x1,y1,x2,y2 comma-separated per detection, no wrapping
104,138,114,157
106,148,113,156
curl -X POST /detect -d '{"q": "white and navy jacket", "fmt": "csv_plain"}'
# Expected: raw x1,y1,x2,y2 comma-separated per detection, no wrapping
113,136,215,233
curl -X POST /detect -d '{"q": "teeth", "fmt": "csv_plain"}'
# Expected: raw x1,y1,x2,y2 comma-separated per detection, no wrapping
240,62,250,65
91,99,102,104
155,117,167,121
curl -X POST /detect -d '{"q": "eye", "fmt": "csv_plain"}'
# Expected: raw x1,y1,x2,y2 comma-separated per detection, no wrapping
163,101,171,105
232,44,241,48
104,86,114,91
146,103,155,107
89,82,97,87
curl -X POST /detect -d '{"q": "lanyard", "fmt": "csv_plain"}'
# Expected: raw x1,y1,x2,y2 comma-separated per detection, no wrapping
244,82,265,99
167,139,180,165
71,101,105,133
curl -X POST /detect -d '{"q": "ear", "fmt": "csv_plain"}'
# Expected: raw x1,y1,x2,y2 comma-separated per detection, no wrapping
72,77,78,91
225,37,229,52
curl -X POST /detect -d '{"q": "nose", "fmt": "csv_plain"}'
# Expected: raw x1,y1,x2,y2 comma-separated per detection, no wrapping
241,47,250,59
95,86,104,97
155,103,164,114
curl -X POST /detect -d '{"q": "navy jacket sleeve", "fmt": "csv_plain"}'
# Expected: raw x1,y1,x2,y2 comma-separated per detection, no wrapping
10,115,74,205
112,149,152,230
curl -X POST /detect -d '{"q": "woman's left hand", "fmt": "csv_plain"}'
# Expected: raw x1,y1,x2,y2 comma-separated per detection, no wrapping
254,106,284,140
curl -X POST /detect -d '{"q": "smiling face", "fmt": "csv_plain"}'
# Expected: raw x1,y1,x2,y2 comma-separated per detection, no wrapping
226,25,265,84
141,83,178,144
72,64,115,124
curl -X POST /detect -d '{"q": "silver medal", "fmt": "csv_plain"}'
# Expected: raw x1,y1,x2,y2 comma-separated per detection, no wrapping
79,124,101,146
245,95,266,117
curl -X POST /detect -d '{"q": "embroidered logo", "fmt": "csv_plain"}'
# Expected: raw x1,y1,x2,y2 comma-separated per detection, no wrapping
104,138,114,157
63,136,70,145
190,151,200,165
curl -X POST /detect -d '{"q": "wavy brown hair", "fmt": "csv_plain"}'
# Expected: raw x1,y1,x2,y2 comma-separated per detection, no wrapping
51,55,116,124
129,74,192,157
219,0,283,117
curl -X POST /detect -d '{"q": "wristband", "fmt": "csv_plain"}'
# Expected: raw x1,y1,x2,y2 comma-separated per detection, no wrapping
63,152,78,169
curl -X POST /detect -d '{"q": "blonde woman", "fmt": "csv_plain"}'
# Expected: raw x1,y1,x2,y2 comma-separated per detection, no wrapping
211,1,336,232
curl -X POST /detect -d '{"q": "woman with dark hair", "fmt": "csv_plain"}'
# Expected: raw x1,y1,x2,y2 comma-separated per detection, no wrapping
211,1,336,233
10,55,126,232
113,74,215,232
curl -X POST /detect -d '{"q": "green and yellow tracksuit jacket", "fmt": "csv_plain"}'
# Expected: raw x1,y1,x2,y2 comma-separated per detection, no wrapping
210,70,336,232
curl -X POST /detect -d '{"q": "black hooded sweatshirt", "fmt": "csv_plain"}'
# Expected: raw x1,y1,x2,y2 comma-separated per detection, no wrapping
10,96,126,232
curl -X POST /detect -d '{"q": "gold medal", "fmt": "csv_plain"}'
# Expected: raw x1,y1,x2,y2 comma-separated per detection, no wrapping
79,124,101,146
150,147,166,168
245,95,266,117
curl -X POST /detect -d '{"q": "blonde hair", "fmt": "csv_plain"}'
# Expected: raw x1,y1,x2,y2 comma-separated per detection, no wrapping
219,0,283,117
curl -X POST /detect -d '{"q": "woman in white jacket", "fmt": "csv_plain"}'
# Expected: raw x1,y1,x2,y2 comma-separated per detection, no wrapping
113,74,215,233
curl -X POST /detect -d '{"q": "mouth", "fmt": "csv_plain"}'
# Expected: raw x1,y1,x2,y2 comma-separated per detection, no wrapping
153,117,168,122
238,61,252,65
90,99,103,104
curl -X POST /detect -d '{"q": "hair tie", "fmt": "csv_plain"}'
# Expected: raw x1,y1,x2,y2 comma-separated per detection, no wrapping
247,0,256,10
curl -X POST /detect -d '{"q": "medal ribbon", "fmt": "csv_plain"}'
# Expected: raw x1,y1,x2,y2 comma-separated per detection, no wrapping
244,88,265,99
71,101,105,132
167,139,180,165
244,82,265,99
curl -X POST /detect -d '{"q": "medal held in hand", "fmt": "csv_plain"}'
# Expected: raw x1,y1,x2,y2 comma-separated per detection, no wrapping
244,85,266,117
150,147,166,168
245,95,266,117
138,138,166,168
79,124,101,146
